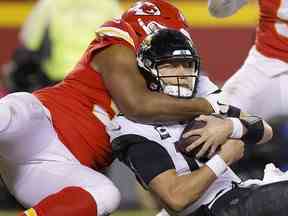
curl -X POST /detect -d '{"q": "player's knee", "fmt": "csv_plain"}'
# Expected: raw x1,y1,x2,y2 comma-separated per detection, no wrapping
90,184,121,216
102,184,121,214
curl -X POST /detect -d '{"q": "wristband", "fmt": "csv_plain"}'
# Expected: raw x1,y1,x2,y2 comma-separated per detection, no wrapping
206,154,228,177
227,117,243,139
240,116,264,144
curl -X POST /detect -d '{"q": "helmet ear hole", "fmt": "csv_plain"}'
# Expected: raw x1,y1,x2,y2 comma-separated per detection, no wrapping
150,82,161,91
138,66,159,91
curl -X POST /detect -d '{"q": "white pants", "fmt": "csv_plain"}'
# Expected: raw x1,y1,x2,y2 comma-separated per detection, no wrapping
222,46,288,120
0,92,120,216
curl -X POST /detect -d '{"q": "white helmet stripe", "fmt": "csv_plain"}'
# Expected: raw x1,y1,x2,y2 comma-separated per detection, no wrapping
95,27,135,48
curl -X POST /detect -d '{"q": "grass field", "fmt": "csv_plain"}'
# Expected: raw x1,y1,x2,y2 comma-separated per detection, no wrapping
0,210,157,216
114,210,157,216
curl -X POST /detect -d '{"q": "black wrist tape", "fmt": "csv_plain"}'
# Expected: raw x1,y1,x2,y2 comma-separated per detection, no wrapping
227,105,241,118
240,116,264,145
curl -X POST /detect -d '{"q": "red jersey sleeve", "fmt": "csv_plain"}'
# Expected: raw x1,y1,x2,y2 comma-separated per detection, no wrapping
33,20,140,170
256,0,288,62
83,19,140,64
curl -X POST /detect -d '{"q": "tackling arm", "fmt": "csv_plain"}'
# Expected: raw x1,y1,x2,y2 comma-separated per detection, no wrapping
238,113,273,145
91,44,214,123
208,0,248,17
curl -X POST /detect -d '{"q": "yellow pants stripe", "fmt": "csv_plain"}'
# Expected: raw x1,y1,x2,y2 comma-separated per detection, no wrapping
24,208,38,216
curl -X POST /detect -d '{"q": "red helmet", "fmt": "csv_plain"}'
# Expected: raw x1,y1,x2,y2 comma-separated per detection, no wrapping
121,0,193,43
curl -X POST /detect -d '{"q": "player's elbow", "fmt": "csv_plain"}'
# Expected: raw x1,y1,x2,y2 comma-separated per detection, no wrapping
165,198,186,212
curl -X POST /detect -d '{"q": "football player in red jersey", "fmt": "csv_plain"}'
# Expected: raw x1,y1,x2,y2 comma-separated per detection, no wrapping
0,1,239,216
208,0,288,119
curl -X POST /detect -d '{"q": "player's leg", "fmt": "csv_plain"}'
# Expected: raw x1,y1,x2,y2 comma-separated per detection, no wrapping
0,92,54,161
15,163,120,216
221,48,272,115
221,47,271,115
209,186,251,216
222,47,287,119
19,186,98,216
0,92,120,216
244,181,288,216
1,137,120,216
211,181,288,216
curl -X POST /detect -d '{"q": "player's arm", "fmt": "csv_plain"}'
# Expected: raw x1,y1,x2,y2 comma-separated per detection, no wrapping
151,167,216,212
151,139,243,213
114,135,243,212
91,44,214,123
238,113,273,145
208,0,248,17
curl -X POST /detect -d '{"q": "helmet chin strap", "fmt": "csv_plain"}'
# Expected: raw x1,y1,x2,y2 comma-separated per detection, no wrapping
163,85,193,98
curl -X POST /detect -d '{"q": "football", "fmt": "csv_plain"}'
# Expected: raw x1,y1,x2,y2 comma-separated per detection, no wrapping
175,120,207,159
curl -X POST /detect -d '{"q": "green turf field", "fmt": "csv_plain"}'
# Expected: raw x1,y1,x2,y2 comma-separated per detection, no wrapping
0,211,20,216
0,210,157,216
114,210,156,216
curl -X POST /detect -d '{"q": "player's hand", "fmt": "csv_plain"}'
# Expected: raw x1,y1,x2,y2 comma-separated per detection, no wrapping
218,139,244,165
183,115,233,158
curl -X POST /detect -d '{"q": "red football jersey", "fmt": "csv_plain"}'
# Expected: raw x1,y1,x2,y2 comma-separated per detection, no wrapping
33,19,138,170
33,0,191,170
256,0,288,62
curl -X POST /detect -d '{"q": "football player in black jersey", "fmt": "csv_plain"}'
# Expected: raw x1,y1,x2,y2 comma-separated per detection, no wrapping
107,29,288,216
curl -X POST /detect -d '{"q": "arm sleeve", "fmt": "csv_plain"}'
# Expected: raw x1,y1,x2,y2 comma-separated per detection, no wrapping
112,134,175,189
208,0,248,18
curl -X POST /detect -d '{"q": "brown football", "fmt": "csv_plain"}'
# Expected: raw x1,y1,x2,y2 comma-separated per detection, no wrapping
175,120,208,160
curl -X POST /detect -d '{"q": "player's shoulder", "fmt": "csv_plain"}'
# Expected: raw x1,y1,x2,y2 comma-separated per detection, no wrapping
95,18,139,50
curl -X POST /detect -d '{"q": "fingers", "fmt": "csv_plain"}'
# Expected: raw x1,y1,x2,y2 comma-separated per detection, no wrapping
208,143,219,158
196,139,213,158
179,135,199,149
183,128,203,138
185,134,207,152
195,115,209,121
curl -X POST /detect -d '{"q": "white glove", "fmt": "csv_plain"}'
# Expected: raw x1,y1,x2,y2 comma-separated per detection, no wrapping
205,93,229,114
208,0,248,17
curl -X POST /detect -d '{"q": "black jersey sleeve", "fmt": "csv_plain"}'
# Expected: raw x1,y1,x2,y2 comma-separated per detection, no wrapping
112,134,175,189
